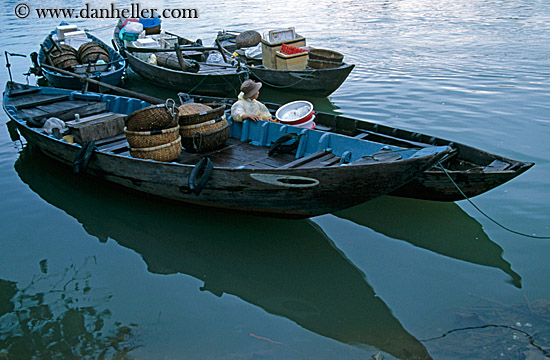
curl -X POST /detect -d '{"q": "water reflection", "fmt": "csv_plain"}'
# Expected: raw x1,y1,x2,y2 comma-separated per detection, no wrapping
15,145,431,360
335,197,522,288
0,261,139,358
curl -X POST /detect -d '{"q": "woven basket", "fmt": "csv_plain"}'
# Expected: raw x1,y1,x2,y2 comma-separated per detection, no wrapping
144,24,161,35
78,42,110,64
307,58,342,69
124,125,180,148
308,49,344,63
178,103,226,125
126,100,177,131
129,136,182,162
179,116,226,136
180,119,230,153
236,30,261,49
50,44,79,70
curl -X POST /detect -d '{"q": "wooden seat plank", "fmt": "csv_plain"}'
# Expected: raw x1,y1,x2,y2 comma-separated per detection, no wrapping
15,94,70,109
278,150,332,169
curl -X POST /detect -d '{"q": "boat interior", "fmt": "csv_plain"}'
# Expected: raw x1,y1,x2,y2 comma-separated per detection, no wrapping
4,85,447,170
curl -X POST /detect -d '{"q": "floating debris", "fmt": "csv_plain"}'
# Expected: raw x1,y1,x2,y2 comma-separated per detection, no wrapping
424,296,550,359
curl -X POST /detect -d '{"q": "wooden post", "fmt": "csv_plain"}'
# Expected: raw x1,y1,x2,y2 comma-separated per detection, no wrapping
174,45,188,72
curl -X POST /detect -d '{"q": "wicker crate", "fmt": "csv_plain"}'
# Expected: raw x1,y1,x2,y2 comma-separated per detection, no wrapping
276,51,309,70
261,36,306,69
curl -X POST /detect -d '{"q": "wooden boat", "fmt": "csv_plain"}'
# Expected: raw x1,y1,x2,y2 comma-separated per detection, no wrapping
216,31,355,97
181,93,535,202
113,22,248,97
35,26,126,90
3,82,450,218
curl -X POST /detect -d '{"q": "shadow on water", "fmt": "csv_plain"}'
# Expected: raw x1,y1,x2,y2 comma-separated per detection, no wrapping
335,197,522,288
15,145,432,360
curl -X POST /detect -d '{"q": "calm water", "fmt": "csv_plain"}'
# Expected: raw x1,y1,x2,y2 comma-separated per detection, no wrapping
1,1,550,359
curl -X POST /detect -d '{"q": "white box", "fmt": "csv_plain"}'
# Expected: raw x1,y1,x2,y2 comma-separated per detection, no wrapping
56,24,78,41
63,30,89,49
133,38,160,48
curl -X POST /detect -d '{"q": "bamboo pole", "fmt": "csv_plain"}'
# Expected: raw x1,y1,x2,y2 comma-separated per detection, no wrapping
40,63,165,104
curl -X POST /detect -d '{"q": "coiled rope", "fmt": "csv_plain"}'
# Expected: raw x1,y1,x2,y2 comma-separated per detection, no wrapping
437,164,550,239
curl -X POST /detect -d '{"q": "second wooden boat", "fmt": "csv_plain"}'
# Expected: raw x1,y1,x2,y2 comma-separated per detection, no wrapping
216,30,355,97
113,22,248,97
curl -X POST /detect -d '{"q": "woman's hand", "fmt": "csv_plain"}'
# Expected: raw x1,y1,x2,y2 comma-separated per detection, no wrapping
244,114,261,122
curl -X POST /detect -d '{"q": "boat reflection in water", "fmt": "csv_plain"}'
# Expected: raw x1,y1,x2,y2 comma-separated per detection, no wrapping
15,145,432,360
336,197,522,288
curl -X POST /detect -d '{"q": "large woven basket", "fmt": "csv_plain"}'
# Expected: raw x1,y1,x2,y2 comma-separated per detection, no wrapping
124,125,180,148
236,30,261,49
78,41,110,64
126,99,178,131
50,44,79,70
307,58,342,69
180,118,230,153
129,136,182,162
178,103,226,125
308,49,344,63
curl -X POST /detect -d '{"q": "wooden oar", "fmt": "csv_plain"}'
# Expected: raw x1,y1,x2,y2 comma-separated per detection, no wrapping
125,45,220,54
40,63,165,104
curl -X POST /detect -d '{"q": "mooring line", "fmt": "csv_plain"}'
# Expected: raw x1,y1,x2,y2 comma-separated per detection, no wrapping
437,164,550,239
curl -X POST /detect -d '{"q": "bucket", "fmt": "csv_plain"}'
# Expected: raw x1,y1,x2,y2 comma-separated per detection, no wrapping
139,16,162,35
294,115,316,129
275,100,314,125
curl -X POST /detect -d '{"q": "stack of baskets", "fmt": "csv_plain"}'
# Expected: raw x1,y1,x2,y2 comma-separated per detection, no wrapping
307,48,344,69
178,103,229,153
125,99,182,162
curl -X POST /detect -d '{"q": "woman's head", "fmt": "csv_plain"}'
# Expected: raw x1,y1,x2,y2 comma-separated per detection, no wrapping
241,79,262,99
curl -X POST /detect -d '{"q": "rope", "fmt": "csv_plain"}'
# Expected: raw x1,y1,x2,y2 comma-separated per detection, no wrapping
437,164,550,239
185,75,209,94
244,67,316,89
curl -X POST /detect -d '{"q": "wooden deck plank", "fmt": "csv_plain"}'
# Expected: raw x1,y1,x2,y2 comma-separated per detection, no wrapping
14,94,70,109
297,153,338,168
98,139,129,153
23,101,107,121
278,150,333,169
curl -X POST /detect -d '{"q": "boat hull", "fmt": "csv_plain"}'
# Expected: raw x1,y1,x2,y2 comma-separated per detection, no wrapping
124,51,247,97
248,64,355,97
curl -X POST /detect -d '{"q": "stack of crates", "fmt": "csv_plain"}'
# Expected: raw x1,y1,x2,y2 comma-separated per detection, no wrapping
261,28,306,70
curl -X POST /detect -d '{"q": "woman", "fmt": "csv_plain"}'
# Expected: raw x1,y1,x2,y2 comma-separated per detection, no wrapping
230,80,273,122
